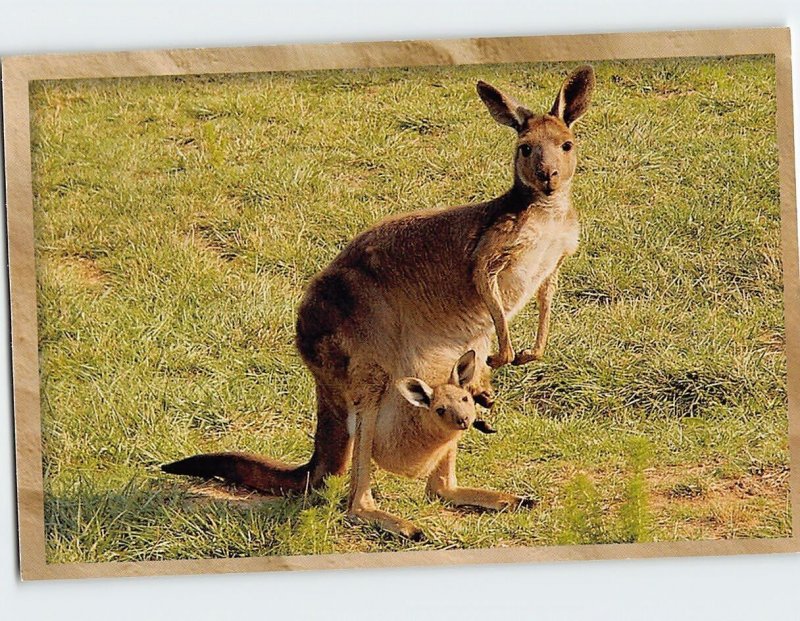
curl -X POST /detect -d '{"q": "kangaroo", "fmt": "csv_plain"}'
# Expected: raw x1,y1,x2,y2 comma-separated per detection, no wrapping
163,66,594,539
165,351,518,538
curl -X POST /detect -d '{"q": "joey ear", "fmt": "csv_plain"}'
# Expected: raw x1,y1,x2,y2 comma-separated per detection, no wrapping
549,65,595,128
450,350,477,387
397,378,434,409
476,81,532,132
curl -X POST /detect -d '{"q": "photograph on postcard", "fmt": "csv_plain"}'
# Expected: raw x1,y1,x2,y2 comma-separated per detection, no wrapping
23,53,791,565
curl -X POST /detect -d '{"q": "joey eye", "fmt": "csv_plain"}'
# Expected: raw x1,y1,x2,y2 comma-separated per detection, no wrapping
462,396,468,402
518,144,532,157
436,407,446,416
562,141,574,152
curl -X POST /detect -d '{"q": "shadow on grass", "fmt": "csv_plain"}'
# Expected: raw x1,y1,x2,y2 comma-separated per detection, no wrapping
43,473,354,563
501,358,768,420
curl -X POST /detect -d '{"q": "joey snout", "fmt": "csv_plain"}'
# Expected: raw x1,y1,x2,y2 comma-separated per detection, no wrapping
439,405,475,432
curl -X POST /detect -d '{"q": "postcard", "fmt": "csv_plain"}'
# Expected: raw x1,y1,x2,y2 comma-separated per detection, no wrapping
3,27,797,580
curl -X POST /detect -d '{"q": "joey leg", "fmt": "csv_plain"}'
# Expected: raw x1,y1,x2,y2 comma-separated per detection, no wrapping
348,489,424,541
425,447,537,511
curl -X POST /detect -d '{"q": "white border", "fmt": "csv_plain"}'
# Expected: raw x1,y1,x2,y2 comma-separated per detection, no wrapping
2,1,799,619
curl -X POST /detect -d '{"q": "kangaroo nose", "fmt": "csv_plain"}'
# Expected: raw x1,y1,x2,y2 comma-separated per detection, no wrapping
457,417,468,429
536,169,558,182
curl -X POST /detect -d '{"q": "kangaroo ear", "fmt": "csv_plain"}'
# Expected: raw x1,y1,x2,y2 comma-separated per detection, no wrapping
550,65,595,128
397,378,433,409
450,350,477,387
477,81,532,132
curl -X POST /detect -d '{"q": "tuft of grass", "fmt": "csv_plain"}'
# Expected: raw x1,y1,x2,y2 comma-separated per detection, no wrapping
615,437,653,543
29,56,789,563
557,474,606,545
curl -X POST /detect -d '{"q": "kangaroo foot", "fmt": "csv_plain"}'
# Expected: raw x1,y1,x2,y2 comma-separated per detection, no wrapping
517,496,539,509
435,487,536,512
494,493,539,511
349,507,424,541
512,348,542,366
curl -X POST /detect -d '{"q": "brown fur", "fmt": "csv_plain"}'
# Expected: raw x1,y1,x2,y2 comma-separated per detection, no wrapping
162,66,594,538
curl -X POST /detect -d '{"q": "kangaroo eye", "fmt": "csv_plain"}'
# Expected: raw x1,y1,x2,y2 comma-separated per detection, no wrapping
562,141,573,152
462,396,468,402
436,407,446,416
518,144,533,157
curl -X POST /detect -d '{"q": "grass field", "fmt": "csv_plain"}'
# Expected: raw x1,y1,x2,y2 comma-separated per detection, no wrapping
29,56,789,563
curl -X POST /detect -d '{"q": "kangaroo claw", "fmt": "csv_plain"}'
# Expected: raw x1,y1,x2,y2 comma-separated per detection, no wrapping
512,348,541,366
473,389,495,409
407,527,426,542
487,351,514,369
517,496,539,509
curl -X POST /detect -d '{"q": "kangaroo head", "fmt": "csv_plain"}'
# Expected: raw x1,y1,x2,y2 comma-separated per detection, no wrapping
477,65,595,197
397,350,477,432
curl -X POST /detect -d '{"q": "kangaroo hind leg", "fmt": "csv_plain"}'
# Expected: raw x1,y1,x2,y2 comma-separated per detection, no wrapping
306,382,353,487
346,361,423,541
426,446,536,511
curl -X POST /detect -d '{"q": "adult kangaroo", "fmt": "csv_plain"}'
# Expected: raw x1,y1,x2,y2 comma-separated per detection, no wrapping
163,66,594,538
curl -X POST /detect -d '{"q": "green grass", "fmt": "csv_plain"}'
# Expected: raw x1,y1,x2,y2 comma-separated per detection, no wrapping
29,56,789,563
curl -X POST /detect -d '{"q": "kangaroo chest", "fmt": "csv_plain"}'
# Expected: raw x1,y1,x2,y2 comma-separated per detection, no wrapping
498,215,579,318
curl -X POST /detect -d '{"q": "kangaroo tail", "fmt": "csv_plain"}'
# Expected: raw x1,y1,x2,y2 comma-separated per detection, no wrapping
161,452,317,495
163,382,351,495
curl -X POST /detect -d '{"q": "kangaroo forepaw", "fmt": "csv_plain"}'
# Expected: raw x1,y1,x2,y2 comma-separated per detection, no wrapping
487,350,514,369
472,388,495,409
512,348,542,366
